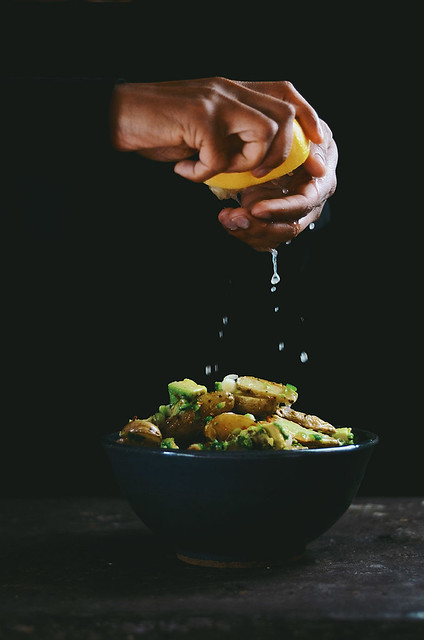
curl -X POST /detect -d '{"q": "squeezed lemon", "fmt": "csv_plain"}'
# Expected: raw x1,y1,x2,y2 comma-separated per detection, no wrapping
205,119,310,199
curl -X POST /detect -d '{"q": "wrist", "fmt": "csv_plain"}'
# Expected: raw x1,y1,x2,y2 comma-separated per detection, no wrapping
110,82,141,152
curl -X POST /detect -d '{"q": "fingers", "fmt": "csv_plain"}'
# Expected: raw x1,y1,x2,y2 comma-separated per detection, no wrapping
303,120,338,179
222,82,298,178
303,152,326,178
286,85,323,145
218,207,252,231
217,158,335,251
218,206,318,252
250,183,321,221
250,109,295,179
175,104,279,182
240,80,324,145
175,79,306,182
213,91,337,253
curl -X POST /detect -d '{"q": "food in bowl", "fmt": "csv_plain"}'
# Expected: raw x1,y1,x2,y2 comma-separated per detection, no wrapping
116,374,354,452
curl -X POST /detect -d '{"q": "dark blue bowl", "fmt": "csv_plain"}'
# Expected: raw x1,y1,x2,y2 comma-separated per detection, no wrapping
102,428,378,567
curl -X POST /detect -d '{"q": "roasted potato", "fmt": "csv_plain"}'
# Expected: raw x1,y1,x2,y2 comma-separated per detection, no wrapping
236,376,298,405
162,409,203,446
197,391,235,418
119,418,162,447
277,405,336,435
205,412,256,442
234,394,278,418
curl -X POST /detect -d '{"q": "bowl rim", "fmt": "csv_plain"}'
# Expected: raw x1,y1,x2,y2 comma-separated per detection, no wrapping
102,427,378,460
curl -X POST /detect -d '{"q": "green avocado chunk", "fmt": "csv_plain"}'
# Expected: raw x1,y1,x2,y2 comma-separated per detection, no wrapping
168,378,207,405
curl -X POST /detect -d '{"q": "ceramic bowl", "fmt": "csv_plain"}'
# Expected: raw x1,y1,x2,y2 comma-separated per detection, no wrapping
102,428,378,568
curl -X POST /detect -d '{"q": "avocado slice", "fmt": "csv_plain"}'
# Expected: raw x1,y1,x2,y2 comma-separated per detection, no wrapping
168,378,207,405
272,416,339,448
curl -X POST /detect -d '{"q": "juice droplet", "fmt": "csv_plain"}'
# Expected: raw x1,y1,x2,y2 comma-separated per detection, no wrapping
270,248,281,285
205,364,219,375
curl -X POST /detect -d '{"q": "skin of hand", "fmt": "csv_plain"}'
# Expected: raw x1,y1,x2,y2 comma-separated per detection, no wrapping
217,120,338,251
110,77,324,183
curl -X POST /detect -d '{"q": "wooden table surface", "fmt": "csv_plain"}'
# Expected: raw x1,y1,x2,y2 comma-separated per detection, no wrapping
1,496,423,639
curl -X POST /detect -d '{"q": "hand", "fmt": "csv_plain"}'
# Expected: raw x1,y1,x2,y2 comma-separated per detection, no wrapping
217,120,337,251
110,77,323,182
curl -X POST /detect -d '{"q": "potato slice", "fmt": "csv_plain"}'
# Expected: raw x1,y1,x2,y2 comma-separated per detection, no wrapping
162,409,203,446
234,394,278,417
205,412,257,442
237,376,298,405
277,406,336,435
119,419,162,447
197,391,235,418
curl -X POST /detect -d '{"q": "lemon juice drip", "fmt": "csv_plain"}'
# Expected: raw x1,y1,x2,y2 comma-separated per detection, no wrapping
270,249,281,286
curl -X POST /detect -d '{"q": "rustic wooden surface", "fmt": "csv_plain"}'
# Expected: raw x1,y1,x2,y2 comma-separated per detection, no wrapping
1,497,423,639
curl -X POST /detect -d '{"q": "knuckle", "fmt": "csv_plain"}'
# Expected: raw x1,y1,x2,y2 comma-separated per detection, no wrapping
205,76,232,97
209,76,227,87
328,178,337,198
283,101,296,118
281,80,294,93
276,100,295,124
263,116,279,139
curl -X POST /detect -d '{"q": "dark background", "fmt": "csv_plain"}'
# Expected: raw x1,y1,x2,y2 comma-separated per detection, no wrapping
1,6,419,497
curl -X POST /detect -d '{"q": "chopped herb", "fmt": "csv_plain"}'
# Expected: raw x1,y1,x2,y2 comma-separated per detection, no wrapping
237,434,253,449
158,404,171,417
209,439,228,451
160,437,179,450
179,400,200,412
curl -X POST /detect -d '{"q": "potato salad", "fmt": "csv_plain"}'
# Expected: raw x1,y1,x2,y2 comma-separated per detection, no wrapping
116,375,353,451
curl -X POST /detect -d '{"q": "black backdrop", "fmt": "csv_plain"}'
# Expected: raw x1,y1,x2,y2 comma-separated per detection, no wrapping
1,5,419,497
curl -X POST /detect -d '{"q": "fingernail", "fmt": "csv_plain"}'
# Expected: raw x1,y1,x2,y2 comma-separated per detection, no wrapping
234,216,250,229
223,221,238,231
252,167,271,178
251,208,273,220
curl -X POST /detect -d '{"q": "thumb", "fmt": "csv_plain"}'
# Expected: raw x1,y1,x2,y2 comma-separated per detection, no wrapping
303,145,327,178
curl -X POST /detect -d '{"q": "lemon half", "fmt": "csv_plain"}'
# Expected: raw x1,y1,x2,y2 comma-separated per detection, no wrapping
205,119,310,199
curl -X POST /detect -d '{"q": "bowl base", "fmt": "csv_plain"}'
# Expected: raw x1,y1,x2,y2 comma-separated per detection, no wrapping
176,549,304,569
